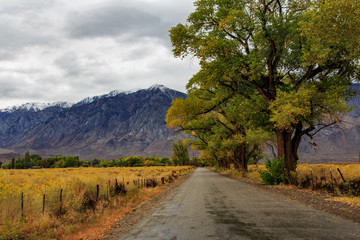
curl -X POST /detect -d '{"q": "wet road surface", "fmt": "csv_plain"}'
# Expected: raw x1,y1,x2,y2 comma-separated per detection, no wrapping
119,168,360,240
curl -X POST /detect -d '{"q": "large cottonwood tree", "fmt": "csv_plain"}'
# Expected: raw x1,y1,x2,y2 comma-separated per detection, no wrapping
166,85,270,171
169,0,360,183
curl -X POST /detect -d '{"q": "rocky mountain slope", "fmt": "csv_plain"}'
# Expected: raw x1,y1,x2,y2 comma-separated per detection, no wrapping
0,85,186,161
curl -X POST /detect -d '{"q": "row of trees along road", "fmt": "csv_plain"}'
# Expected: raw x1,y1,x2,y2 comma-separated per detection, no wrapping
166,0,360,184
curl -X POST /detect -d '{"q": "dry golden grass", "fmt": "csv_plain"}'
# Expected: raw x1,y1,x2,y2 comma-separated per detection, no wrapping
0,166,192,240
214,163,360,184
327,196,360,207
213,163,360,207
296,163,360,183
214,165,265,182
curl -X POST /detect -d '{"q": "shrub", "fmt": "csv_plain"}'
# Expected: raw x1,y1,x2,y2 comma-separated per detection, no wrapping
259,158,285,185
144,160,154,166
82,162,89,167
145,178,158,188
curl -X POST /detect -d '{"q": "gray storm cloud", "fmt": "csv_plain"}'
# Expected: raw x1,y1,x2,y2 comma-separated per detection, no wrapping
0,0,198,109
67,6,169,40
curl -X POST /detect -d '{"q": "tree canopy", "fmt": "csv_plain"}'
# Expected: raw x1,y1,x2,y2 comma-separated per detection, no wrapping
167,0,360,183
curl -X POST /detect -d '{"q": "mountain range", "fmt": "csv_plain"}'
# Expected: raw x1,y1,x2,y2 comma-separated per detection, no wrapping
1,84,360,164
0,85,186,162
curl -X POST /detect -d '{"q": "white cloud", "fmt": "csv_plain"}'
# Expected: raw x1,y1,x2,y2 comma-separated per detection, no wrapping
0,0,198,108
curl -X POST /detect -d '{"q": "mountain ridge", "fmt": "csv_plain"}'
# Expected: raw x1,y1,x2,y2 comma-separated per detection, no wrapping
0,85,186,161
0,84,171,113
1,84,360,163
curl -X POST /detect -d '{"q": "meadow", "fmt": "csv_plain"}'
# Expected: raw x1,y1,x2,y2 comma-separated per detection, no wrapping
0,166,192,239
218,163,360,205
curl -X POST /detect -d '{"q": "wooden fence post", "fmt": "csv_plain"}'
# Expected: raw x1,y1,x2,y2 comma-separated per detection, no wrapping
310,168,314,190
337,168,346,183
43,187,46,215
96,184,100,202
59,189,63,215
21,192,24,218
329,168,334,191
107,180,110,201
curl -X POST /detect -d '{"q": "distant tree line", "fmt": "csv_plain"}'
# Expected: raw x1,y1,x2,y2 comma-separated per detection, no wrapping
1,151,85,169
0,151,200,169
89,155,172,168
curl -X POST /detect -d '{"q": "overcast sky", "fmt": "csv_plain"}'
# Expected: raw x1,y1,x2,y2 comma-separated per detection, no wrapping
0,0,199,108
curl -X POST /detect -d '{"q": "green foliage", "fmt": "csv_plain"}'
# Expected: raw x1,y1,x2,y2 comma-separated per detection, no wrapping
11,157,15,169
189,156,199,166
144,156,165,166
90,158,100,167
167,0,359,178
82,162,89,167
23,151,32,169
198,158,211,167
100,161,108,168
123,156,144,167
1,152,178,169
1,164,12,169
259,158,286,185
64,156,80,167
30,154,42,165
171,139,190,166
54,159,65,168
160,157,171,166
46,156,60,166
270,86,315,130
15,162,23,169
38,158,50,168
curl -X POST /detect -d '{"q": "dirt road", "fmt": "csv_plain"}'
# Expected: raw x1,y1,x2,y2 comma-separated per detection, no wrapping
119,168,360,240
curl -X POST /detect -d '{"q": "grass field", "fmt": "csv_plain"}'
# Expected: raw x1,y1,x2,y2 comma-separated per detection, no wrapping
0,166,193,239
218,163,360,183
216,163,360,205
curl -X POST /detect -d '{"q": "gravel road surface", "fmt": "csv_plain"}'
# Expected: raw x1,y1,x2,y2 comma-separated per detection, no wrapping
119,168,360,240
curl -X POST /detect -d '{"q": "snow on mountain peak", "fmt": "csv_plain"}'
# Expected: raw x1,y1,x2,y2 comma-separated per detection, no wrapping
148,84,168,92
75,88,141,106
1,85,177,112
1,102,73,113
75,85,169,106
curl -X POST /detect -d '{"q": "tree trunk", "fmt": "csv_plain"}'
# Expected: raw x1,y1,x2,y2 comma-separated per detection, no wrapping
240,143,248,171
233,158,240,170
220,156,227,168
275,129,298,184
232,153,240,170
233,143,248,171
226,153,231,169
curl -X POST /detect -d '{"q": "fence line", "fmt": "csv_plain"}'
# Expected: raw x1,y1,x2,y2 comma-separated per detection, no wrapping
299,167,360,196
0,169,191,224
